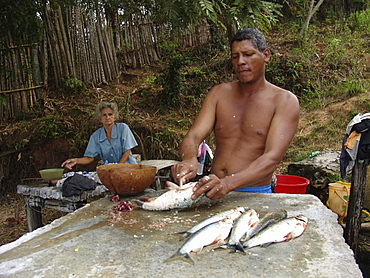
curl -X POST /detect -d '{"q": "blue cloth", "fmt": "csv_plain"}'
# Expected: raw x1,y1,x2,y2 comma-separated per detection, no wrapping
84,123,138,164
235,184,272,193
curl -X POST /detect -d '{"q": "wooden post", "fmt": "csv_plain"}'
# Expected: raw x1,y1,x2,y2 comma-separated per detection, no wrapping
344,159,369,258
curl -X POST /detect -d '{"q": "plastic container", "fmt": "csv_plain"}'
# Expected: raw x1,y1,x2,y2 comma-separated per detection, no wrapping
39,168,64,181
326,182,351,217
274,174,310,194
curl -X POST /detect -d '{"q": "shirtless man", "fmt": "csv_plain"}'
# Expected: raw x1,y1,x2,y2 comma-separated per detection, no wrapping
171,28,300,200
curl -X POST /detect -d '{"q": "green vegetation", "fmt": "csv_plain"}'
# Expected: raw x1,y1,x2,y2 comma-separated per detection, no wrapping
149,11,370,163
62,75,86,95
32,114,72,145
1,2,370,169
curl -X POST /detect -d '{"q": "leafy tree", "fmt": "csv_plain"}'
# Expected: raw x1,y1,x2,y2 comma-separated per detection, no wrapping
151,0,283,42
298,0,325,41
0,0,43,46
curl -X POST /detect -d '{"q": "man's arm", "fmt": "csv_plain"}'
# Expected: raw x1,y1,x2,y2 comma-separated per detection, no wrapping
171,87,219,184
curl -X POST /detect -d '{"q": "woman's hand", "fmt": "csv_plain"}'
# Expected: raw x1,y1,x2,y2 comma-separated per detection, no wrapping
61,158,77,170
191,174,229,200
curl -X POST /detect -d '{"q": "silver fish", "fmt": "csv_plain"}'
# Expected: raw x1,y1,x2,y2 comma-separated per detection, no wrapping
164,217,234,264
242,215,308,249
226,209,259,254
242,209,288,242
178,207,246,240
132,181,204,211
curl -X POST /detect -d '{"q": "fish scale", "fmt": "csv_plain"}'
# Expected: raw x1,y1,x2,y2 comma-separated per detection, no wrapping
132,181,204,211
178,207,245,240
242,215,308,249
164,217,234,264
226,208,259,253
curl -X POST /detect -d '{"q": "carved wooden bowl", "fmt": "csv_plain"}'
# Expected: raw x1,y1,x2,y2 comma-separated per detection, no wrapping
96,164,157,196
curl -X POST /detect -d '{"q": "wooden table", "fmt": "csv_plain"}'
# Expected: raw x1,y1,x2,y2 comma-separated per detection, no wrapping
17,180,108,232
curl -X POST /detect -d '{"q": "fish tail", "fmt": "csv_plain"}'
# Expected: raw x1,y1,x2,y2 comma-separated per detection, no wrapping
131,200,144,208
164,250,194,265
235,242,246,254
242,243,251,250
227,243,246,254
234,242,246,254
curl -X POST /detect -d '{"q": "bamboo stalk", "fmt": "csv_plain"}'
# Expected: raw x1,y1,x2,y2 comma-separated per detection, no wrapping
54,7,69,76
0,86,44,94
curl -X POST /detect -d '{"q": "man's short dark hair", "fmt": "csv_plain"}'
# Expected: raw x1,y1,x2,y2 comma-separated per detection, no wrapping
230,28,267,52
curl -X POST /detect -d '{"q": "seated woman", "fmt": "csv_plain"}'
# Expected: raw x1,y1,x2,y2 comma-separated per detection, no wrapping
61,102,138,170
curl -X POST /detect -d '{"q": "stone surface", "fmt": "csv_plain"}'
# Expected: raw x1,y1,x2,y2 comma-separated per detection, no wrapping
17,184,108,202
0,190,362,278
287,149,370,212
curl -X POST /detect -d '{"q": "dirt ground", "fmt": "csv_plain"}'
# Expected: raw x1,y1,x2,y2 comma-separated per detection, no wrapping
0,193,107,247
0,193,67,246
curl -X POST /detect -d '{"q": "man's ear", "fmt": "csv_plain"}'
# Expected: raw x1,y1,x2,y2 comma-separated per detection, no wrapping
263,48,271,62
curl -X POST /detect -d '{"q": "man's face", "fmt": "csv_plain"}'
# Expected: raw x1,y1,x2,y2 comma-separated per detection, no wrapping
231,39,270,84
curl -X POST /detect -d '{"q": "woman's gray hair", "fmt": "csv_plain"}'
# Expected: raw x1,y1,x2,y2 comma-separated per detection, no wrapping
94,102,119,120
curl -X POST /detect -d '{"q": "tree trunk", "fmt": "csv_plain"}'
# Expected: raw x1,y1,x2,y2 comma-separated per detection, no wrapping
298,0,325,41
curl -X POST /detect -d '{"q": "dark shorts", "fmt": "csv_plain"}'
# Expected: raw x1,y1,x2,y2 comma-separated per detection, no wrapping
234,184,272,193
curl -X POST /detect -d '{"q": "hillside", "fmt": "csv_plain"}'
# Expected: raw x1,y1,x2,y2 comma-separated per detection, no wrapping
1,20,370,275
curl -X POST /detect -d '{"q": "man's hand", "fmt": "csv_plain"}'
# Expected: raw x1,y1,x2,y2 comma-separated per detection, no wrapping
171,159,198,185
191,174,229,200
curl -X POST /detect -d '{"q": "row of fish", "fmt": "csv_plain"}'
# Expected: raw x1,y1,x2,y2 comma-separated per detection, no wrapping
164,207,308,264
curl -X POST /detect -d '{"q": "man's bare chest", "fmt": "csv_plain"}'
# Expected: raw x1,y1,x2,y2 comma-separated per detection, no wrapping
214,100,274,138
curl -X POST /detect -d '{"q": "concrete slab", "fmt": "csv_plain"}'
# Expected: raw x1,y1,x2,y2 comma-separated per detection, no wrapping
0,191,363,278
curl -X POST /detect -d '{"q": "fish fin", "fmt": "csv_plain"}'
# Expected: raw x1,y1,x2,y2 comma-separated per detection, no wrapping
164,250,194,265
131,200,144,208
260,242,273,248
216,239,226,246
284,232,295,241
192,246,203,254
180,233,191,241
165,181,180,189
212,244,228,251
175,231,191,241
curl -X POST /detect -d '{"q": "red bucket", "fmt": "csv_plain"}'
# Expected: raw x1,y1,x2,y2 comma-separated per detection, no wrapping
274,174,310,194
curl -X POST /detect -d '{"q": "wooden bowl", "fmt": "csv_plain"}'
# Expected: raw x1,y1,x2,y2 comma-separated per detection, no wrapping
96,164,157,196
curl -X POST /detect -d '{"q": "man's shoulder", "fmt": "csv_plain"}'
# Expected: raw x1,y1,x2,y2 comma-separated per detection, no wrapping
269,83,297,101
213,80,238,89
208,81,237,96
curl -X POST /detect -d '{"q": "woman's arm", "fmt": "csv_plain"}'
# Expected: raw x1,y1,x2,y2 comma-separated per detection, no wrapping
117,149,132,163
61,156,94,170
